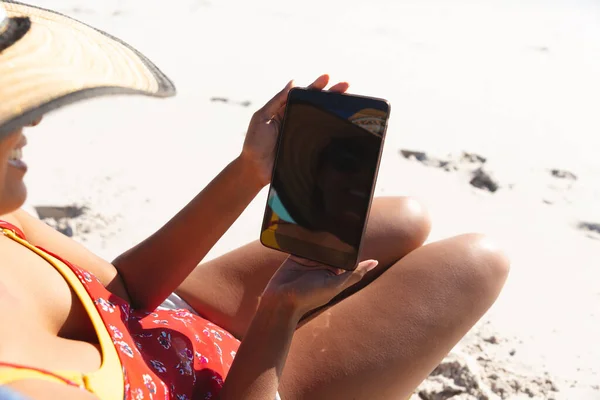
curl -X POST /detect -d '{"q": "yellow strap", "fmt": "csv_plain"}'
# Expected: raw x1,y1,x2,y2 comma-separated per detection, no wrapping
0,366,84,387
1,228,124,400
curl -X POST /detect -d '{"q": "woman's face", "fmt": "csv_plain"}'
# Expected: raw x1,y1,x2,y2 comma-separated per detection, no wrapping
0,117,41,215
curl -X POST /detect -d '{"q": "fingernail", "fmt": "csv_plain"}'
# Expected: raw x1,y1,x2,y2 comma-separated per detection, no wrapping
366,260,378,272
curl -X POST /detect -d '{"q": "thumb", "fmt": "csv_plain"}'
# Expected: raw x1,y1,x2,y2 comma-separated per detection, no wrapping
331,260,379,292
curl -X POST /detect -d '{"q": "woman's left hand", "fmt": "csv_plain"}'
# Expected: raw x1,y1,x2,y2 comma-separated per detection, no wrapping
262,256,379,317
240,74,350,187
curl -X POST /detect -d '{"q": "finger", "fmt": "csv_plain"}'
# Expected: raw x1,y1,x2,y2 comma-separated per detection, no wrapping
354,259,379,276
273,74,335,122
306,74,330,91
327,259,379,291
328,82,350,93
257,80,295,121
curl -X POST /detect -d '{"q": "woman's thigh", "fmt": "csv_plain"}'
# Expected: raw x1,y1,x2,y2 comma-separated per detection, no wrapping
279,233,510,400
176,197,431,338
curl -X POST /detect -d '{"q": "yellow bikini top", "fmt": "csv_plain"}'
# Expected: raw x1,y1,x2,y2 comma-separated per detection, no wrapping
0,227,124,399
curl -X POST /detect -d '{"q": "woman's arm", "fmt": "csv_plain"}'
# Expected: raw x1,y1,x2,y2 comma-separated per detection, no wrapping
219,295,298,400
219,257,378,400
113,75,347,311
113,156,263,310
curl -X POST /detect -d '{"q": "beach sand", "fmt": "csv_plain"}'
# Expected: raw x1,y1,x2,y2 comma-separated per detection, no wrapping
22,0,600,398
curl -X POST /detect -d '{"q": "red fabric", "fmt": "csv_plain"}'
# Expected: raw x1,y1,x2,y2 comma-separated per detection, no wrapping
1,220,240,400
0,220,25,239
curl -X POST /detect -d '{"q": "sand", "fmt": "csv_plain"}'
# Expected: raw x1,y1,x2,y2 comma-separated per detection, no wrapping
20,0,600,398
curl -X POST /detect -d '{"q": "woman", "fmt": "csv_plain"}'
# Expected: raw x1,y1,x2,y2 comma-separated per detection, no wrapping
0,2,510,399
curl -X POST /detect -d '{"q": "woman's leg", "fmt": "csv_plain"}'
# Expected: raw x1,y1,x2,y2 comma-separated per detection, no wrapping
279,233,510,400
176,197,431,338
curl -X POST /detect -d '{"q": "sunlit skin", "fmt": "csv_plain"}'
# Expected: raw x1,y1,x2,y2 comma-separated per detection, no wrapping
0,77,509,400
0,116,41,215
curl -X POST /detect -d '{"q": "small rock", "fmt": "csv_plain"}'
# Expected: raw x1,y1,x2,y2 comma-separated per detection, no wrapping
417,375,466,400
578,222,600,235
443,163,459,172
56,219,74,237
491,378,513,398
509,349,516,356
460,152,487,164
470,168,499,192
210,97,251,107
550,169,577,180
35,205,87,219
211,97,230,103
509,379,523,392
483,336,499,344
400,149,428,162
428,351,501,399
79,223,92,234
523,385,537,397
43,218,74,237
546,379,559,392
399,149,458,169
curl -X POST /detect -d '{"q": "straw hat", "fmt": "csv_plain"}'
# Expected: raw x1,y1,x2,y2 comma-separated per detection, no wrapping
273,102,384,232
0,0,175,137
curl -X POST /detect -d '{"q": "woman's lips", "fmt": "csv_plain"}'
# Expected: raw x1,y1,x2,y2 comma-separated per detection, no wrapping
8,136,28,172
8,158,27,172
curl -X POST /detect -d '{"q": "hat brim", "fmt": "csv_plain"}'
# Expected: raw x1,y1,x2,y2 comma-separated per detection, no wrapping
0,1,175,137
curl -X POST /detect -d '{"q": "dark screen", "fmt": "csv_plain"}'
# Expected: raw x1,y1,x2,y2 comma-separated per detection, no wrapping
261,89,388,269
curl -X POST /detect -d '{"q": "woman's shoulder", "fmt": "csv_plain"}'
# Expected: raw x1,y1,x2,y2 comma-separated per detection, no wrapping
0,211,24,233
1,209,129,301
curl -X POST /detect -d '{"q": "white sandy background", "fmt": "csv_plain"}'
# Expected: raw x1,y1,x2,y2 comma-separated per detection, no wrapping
19,0,600,398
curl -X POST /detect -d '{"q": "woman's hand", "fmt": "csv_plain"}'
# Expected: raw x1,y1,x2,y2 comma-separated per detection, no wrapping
224,255,374,400
240,74,350,187
262,256,379,317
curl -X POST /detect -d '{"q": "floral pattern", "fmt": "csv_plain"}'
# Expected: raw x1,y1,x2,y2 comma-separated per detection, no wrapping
110,324,124,339
150,360,167,374
132,388,144,400
143,374,157,398
116,340,135,358
95,297,116,313
1,220,241,400
176,348,195,376
157,331,172,350
210,329,223,341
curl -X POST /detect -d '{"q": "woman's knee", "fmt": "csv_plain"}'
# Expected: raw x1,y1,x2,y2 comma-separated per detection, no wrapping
368,196,432,252
443,233,511,305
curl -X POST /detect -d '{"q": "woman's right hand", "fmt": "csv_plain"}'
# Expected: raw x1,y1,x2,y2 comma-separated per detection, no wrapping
240,75,350,187
262,256,379,317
